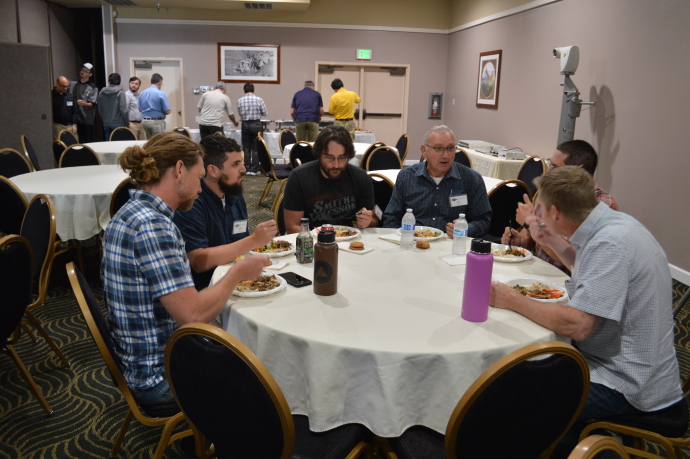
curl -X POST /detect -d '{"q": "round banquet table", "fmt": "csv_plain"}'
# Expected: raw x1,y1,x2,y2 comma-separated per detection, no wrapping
85,140,147,165
11,165,130,240
211,228,569,437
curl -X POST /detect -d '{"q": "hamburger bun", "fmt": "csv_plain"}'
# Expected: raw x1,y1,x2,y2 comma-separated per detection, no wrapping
416,240,430,249
349,242,365,251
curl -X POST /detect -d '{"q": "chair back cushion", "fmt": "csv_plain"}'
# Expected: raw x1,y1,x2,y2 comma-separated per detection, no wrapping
111,179,135,218
0,236,33,345
275,195,286,235
487,180,530,237
20,196,53,280
167,328,289,458
359,142,385,168
256,137,273,174
367,147,401,171
451,346,588,458
173,128,191,138
22,136,41,171
291,143,315,169
395,134,409,162
58,130,78,147
454,150,472,168
371,176,394,217
61,145,100,168
280,129,297,152
0,177,28,236
0,149,32,178
52,141,67,166
110,127,136,141
517,157,546,197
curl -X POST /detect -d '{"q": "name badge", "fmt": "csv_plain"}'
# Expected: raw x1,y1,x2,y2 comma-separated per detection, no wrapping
66,101,73,106
233,220,248,234
449,189,468,207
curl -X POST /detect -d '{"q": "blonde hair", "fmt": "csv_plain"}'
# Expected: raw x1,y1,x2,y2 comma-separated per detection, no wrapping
535,166,597,223
119,132,204,186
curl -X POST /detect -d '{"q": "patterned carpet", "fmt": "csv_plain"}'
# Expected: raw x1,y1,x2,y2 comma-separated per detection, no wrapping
1,175,689,458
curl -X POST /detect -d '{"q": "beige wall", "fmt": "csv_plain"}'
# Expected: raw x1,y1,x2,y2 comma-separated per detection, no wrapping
114,22,449,149
443,0,690,271
449,0,551,28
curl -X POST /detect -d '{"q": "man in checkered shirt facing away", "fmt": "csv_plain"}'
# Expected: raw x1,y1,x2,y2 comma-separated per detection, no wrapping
101,132,269,407
237,82,268,175
490,166,685,457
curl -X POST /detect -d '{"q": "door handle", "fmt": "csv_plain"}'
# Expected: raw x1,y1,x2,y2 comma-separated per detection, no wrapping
177,110,182,115
362,109,401,120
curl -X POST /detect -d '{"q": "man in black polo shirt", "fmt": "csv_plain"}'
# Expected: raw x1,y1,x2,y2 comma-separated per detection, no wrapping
52,76,78,141
173,135,277,290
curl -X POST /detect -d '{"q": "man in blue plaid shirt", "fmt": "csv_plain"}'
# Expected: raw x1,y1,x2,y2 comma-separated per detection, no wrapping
237,82,268,175
101,132,269,407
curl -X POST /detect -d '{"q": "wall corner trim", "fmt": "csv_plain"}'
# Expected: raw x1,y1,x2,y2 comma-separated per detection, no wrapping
448,0,562,34
671,264,690,287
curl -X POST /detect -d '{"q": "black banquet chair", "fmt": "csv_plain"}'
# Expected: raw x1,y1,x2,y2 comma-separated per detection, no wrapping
279,128,297,154
110,177,136,218
517,156,547,198
110,126,137,141
366,146,401,171
274,193,287,236
257,135,291,211
395,133,410,163
455,148,474,169
486,179,531,239
567,435,631,459
166,323,372,459
378,341,589,459
66,262,192,459
0,176,29,237
58,129,79,147
173,127,192,138
0,148,32,178
59,144,101,168
289,141,315,169
1,234,53,415
369,173,395,225
359,142,386,168
20,134,42,171
52,140,67,167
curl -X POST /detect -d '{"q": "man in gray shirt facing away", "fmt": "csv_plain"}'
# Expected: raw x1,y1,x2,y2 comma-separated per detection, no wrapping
198,82,238,139
98,73,129,140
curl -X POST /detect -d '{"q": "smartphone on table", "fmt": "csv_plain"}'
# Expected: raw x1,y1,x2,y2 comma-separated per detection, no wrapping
280,272,312,288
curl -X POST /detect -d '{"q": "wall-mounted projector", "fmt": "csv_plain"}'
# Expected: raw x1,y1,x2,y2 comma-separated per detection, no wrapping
553,46,579,75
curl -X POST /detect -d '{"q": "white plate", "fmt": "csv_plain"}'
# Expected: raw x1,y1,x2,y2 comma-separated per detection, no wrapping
232,275,287,297
396,226,445,241
506,278,568,303
249,240,296,258
313,226,360,242
491,244,533,263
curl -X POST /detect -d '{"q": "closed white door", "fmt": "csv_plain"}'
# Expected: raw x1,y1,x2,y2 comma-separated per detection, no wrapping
317,65,361,122
131,58,185,130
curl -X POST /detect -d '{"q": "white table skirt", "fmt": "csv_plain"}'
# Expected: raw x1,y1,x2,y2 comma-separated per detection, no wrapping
283,143,397,167
354,132,376,144
11,165,130,240
212,228,568,437
368,169,502,192
465,149,526,180
85,140,147,165
189,126,242,145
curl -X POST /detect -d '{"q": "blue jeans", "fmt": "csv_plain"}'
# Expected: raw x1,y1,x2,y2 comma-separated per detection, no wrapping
553,382,642,458
103,126,119,141
130,377,175,405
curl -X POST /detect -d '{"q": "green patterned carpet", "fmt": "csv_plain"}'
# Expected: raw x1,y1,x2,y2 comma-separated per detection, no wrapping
1,175,689,458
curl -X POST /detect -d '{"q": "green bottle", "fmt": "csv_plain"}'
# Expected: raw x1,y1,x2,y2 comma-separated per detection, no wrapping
296,218,314,264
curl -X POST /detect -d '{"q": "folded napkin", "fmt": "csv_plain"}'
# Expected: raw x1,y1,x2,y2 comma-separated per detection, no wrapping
378,234,401,244
338,242,374,255
439,254,466,266
265,260,289,270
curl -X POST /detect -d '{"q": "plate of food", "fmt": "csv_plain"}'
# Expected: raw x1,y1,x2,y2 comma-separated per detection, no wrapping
506,278,568,303
250,240,295,257
491,244,533,263
233,274,287,297
313,226,360,242
396,226,445,241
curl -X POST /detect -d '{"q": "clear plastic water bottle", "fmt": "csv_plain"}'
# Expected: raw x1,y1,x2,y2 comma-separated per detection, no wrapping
400,208,415,250
452,213,469,256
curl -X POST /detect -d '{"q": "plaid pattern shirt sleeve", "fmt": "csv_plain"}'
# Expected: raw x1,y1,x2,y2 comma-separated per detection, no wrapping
237,93,267,120
102,190,194,389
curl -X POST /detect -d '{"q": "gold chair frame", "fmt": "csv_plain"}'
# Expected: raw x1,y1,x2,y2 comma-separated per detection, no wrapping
257,134,288,212
166,323,371,459
455,147,474,169
109,126,137,141
359,142,386,168
486,178,531,199
273,192,285,235
58,144,101,168
396,133,410,163
51,140,68,167
20,135,38,171
0,176,28,238
66,262,191,459
110,177,135,218
288,141,313,169
365,146,401,172
517,155,547,198
1,234,53,415
567,435,631,459
279,128,297,153
57,129,78,146
377,341,589,459
0,148,33,176
173,127,192,139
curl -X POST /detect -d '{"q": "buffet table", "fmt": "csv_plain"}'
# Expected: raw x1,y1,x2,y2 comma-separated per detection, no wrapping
464,148,526,180
211,228,568,437
189,126,242,145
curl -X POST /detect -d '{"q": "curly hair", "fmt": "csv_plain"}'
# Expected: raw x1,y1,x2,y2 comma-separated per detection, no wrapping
312,125,355,160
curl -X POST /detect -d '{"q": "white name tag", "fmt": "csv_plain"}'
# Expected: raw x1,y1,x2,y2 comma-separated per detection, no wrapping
66,101,73,106
233,220,248,234
449,194,468,207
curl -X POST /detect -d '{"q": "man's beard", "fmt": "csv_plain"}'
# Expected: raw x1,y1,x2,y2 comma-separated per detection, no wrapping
320,161,347,180
176,187,198,212
218,173,244,196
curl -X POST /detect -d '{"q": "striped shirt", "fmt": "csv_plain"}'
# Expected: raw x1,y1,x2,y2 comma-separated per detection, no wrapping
567,202,682,411
101,189,194,389
237,92,267,121
535,184,617,273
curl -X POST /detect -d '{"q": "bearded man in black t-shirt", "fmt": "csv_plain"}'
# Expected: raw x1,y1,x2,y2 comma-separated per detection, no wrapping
283,125,378,233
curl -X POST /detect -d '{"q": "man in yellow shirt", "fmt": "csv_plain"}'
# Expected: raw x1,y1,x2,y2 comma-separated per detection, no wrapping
328,78,360,140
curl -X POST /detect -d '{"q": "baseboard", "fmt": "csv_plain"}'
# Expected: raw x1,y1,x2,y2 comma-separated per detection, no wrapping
671,264,690,286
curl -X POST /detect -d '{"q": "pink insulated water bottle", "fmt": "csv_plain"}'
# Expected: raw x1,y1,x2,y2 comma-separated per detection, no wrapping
461,239,494,322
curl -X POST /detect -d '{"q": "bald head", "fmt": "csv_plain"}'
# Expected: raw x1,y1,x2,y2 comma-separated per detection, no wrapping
55,76,69,94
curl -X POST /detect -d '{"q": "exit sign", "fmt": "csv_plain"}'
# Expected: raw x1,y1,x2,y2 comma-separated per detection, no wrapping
357,49,372,60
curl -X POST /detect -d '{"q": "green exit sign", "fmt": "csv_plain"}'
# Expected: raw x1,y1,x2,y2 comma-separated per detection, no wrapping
357,49,372,60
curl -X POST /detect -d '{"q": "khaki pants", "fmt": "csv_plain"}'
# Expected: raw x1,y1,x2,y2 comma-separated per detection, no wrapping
52,123,77,142
334,119,356,140
296,122,319,142
129,121,146,140
143,119,166,139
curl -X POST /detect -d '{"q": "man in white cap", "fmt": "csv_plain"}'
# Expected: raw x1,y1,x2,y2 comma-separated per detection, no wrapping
69,63,99,143
197,82,238,139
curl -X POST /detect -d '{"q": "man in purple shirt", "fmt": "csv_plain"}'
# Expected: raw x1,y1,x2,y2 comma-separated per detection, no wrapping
290,81,323,142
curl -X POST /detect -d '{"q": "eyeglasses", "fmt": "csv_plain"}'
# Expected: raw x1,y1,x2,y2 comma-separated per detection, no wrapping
322,155,349,164
546,158,557,169
424,145,456,154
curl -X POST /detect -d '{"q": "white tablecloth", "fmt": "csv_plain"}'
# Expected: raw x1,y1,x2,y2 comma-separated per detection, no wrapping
11,165,130,240
85,140,147,165
368,169,502,192
261,132,284,160
212,228,568,437
465,148,526,180
189,126,242,145
354,132,376,144
283,143,397,167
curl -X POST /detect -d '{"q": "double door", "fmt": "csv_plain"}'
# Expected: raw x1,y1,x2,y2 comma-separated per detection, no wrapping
130,58,186,129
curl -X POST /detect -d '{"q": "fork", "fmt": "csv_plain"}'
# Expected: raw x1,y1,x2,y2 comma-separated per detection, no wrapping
508,219,512,250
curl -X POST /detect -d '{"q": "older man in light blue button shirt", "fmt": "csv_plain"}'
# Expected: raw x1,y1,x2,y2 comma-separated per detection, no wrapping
138,73,171,139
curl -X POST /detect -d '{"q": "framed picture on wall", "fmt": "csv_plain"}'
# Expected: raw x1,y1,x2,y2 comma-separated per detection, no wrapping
476,50,502,109
218,43,281,84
